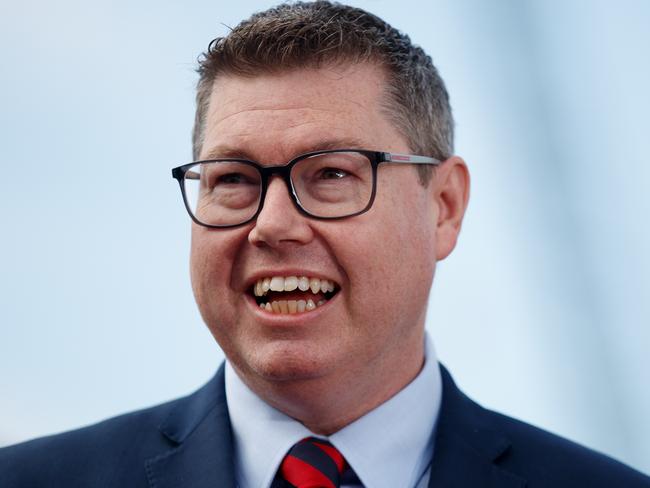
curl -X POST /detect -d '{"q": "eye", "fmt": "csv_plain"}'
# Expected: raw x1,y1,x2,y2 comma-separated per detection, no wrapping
218,172,250,184
318,167,349,180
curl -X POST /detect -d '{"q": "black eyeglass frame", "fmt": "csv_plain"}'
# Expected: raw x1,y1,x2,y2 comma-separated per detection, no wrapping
171,149,442,229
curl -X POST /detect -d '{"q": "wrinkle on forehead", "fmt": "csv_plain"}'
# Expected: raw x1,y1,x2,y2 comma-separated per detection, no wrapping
202,103,372,161
206,63,384,120
202,135,370,163
208,107,342,134
211,106,341,128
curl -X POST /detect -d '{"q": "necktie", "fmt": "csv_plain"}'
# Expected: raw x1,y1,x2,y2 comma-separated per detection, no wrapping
277,437,346,488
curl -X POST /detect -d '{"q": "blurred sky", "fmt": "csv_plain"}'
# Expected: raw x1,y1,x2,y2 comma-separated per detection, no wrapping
1,0,649,476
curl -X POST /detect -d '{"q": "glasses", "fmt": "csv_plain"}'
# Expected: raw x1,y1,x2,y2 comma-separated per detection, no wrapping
172,149,441,228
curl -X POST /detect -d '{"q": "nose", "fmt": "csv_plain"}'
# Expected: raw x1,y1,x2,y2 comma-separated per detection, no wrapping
248,177,314,248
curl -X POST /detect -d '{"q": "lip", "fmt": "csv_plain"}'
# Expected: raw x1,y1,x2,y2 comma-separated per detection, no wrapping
242,269,341,292
243,288,340,325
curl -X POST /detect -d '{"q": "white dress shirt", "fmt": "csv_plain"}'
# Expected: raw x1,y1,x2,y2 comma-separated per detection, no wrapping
225,332,443,488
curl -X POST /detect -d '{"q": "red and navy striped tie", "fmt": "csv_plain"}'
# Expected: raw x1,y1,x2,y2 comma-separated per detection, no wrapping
276,437,346,488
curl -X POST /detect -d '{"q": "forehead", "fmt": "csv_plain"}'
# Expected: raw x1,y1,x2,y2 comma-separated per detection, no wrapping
200,63,408,161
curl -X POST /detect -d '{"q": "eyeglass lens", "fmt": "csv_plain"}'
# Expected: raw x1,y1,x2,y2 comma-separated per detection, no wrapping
182,151,373,226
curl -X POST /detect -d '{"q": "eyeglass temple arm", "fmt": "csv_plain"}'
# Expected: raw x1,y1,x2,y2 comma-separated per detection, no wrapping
382,152,443,165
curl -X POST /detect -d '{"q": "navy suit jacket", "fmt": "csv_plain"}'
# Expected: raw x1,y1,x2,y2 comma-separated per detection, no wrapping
2,364,649,487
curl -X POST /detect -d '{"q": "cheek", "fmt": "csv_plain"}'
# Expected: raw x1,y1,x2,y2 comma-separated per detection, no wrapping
189,226,244,316
340,187,436,314
190,229,216,297
369,186,436,265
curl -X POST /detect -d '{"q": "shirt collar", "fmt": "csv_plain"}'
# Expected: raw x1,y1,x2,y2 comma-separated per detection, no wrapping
225,332,443,488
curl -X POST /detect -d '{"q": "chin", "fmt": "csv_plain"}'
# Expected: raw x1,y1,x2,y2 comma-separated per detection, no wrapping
240,340,336,383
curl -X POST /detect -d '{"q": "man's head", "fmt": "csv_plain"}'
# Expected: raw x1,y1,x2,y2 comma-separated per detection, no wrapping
186,1,469,433
192,0,454,186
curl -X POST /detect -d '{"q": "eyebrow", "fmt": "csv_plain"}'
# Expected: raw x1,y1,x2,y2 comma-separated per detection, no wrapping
200,137,371,162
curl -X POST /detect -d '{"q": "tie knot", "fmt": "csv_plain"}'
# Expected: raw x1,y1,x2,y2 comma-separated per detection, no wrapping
279,437,346,488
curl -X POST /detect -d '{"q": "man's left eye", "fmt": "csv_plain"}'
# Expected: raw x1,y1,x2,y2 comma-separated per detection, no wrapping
319,167,349,179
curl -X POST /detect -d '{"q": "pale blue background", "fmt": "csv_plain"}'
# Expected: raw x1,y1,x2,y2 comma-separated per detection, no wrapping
1,0,649,476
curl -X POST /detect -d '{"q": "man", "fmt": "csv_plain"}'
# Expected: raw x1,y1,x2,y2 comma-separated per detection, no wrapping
1,2,649,487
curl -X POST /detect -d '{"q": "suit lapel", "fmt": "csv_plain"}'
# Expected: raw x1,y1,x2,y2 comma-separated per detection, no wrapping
428,365,527,488
427,432,526,488
145,365,236,488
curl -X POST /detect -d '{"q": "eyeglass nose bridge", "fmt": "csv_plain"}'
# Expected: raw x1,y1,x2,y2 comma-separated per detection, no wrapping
255,162,307,218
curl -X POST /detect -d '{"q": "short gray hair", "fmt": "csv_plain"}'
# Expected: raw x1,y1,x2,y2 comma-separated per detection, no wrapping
193,1,454,185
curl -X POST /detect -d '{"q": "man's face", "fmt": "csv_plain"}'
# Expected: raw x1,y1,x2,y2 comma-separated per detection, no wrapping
191,63,444,392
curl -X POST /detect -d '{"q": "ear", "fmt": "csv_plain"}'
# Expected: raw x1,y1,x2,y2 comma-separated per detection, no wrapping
432,156,470,261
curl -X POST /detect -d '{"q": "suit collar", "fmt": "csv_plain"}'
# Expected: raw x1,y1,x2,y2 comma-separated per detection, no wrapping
145,364,236,488
428,365,526,488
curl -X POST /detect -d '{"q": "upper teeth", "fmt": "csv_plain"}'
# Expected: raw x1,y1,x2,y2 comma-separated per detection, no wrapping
253,276,336,297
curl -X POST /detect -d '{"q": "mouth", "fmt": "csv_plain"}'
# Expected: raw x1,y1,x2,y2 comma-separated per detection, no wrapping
248,275,340,314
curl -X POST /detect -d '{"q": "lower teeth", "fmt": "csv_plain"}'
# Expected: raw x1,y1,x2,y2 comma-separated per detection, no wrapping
259,298,327,314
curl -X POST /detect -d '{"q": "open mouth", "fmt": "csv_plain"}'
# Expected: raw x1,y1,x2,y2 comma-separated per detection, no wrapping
250,276,339,314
